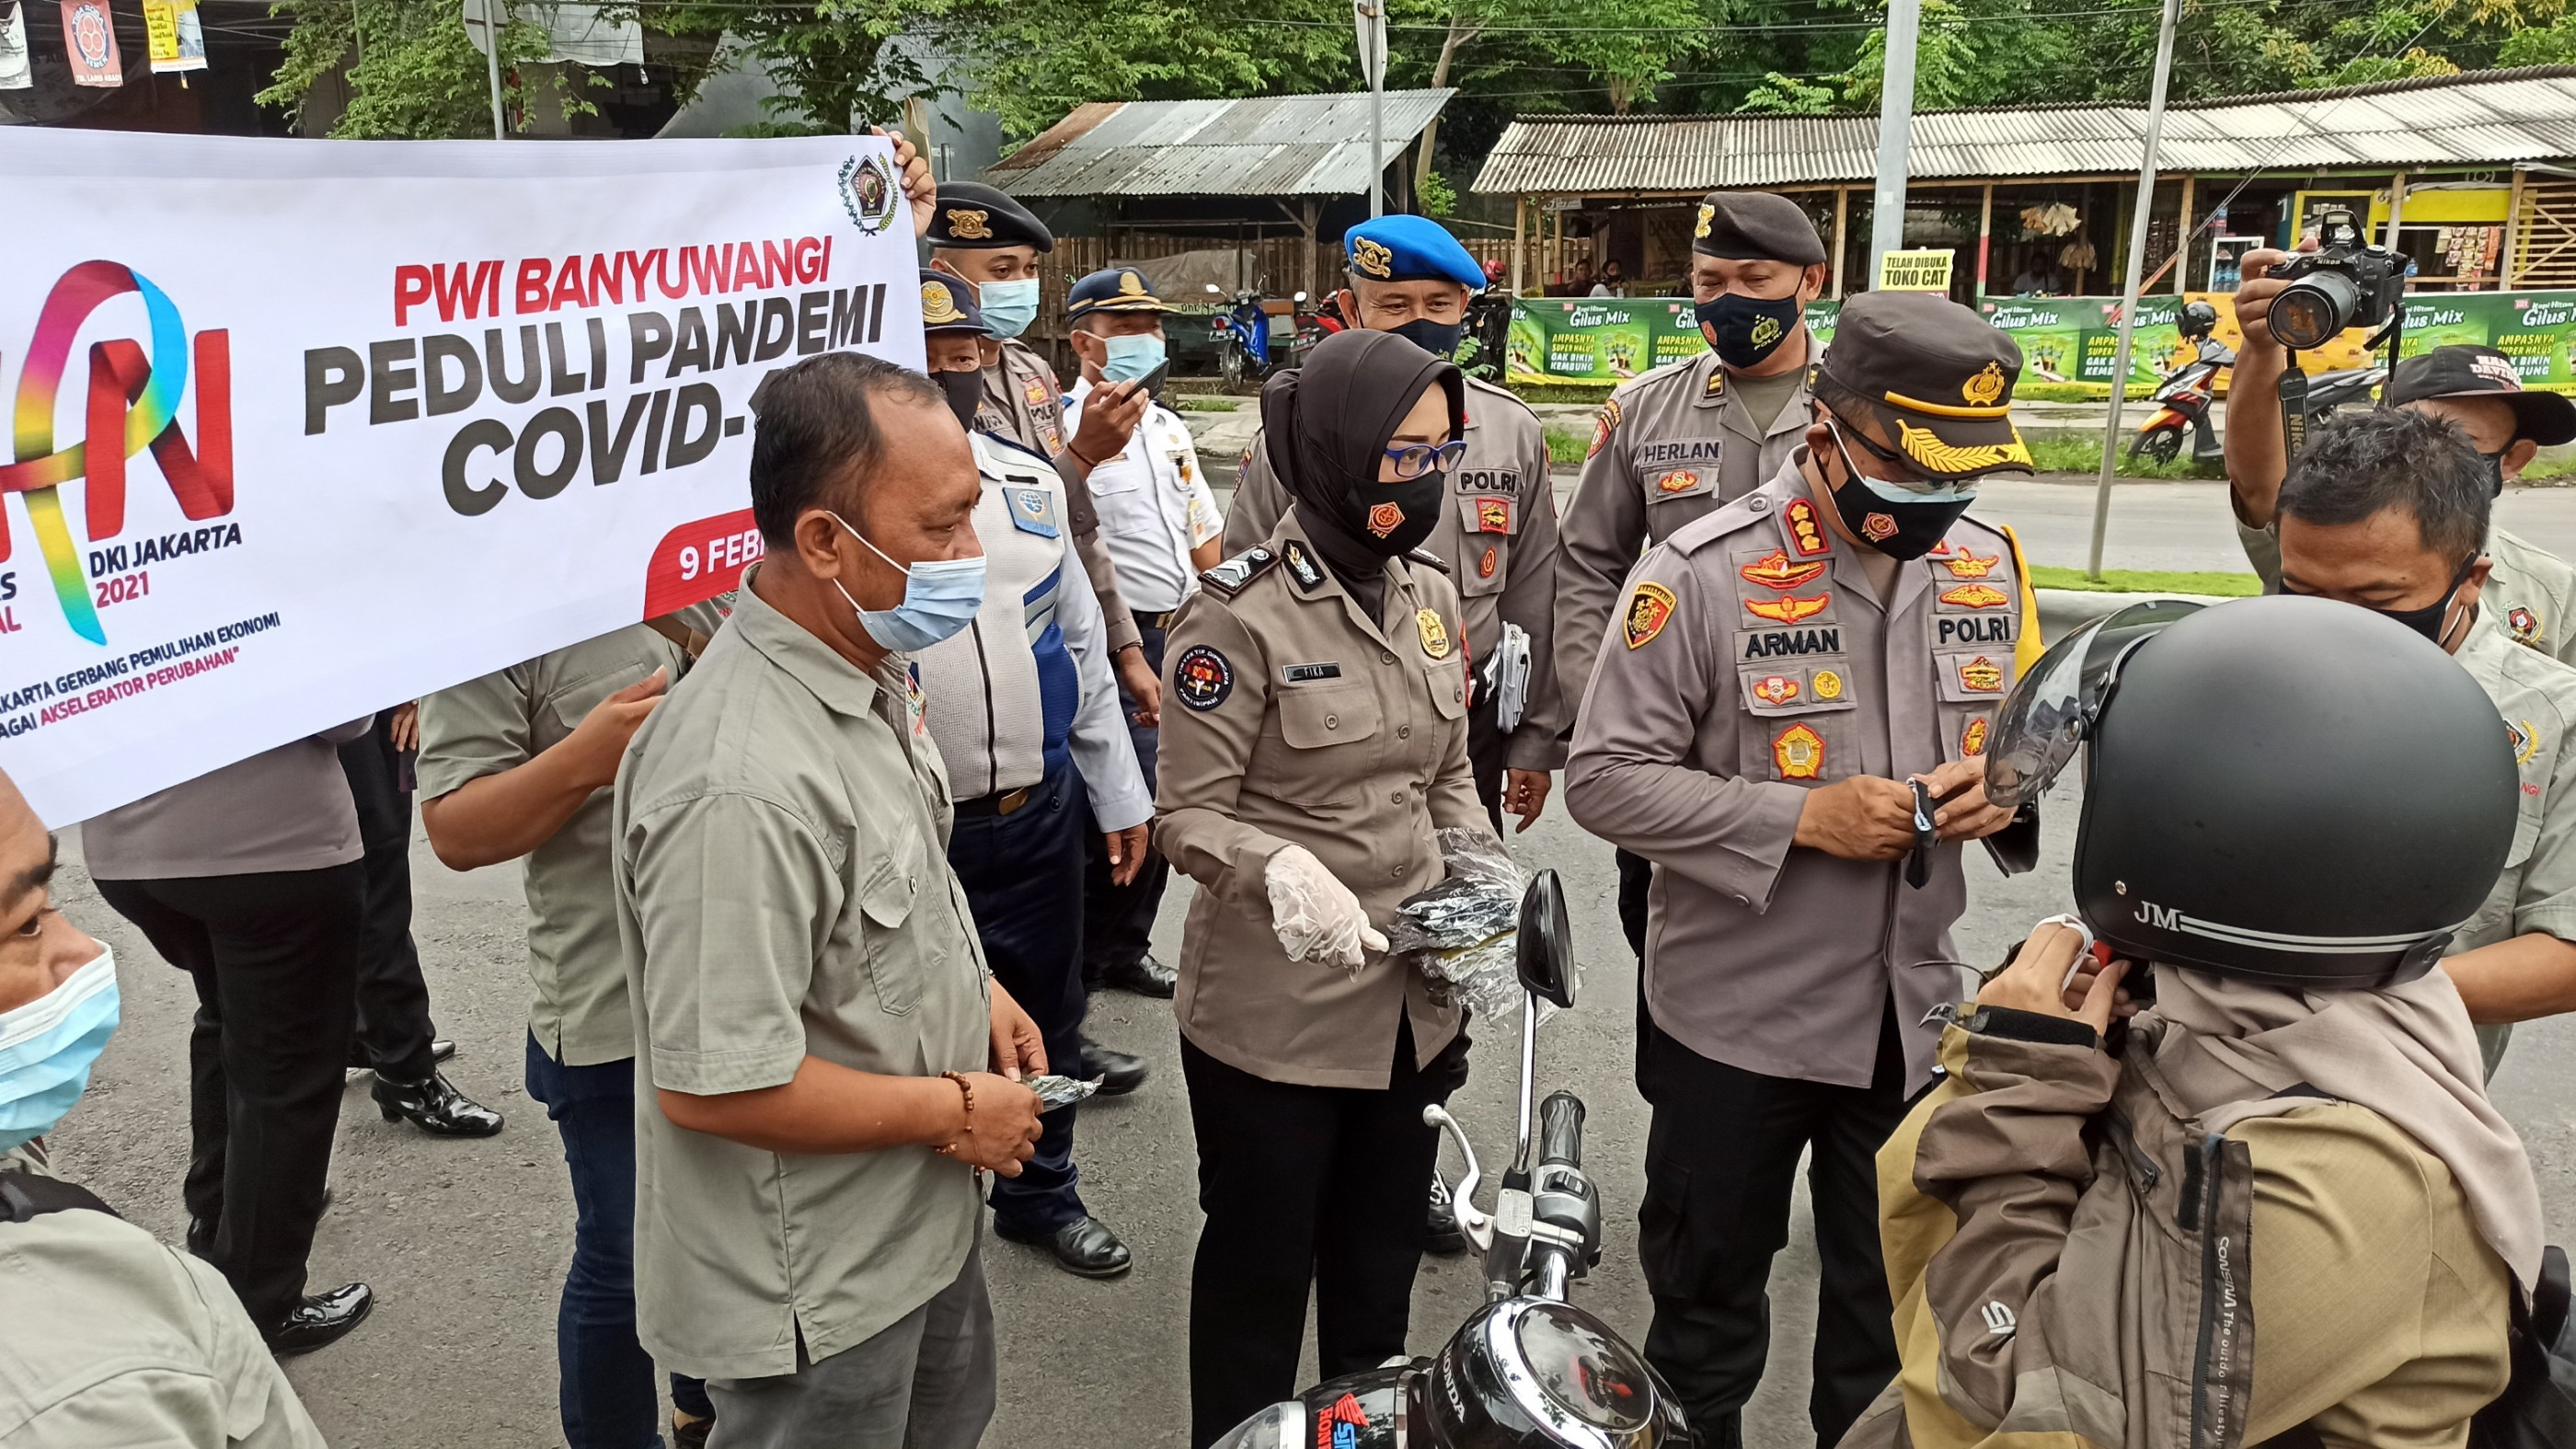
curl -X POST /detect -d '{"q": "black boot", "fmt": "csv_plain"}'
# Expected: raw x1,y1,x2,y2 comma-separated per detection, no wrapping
1079,1036,1149,1097
372,1070,504,1137
1098,953,1178,999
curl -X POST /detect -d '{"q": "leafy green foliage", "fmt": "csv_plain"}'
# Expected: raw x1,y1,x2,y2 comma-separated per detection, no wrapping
259,0,578,139
638,0,961,134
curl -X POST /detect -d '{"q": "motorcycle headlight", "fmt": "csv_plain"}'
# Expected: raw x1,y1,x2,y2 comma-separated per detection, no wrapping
1204,1402,1305,1449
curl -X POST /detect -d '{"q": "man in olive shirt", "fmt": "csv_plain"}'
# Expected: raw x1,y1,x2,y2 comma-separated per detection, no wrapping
418,600,724,1449
616,351,1045,1445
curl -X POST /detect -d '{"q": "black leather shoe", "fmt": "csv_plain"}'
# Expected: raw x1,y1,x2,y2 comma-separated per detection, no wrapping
373,1071,504,1137
996,1214,1133,1278
264,1282,373,1356
346,1038,456,1075
1079,1036,1148,1097
186,1213,214,1258
1099,953,1178,999
1424,1169,1467,1255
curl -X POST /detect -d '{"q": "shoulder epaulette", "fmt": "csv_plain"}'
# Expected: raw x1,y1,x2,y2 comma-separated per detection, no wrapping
974,431,1055,478
1200,546,1280,596
1406,546,1454,576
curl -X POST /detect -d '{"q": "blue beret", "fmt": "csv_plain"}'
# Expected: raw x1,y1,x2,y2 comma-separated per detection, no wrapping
1344,215,1484,289
1066,267,1167,322
917,269,990,335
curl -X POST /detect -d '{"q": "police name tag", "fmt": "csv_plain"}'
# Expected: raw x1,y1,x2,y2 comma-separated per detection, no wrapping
1004,487,1060,538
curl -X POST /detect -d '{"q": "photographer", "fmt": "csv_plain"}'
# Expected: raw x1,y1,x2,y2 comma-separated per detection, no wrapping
1840,596,2540,1449
2225,254,2576,661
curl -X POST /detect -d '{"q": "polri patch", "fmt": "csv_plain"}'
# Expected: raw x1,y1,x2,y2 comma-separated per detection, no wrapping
1745,592,1828,625
1473,496,1513,533
1956,655,2006,693
1004,487,1060,538
1625,582,1677,650
2512,606,2542,644
1938,583,2007,609
1961,717,1988,756
1773,721,1825,779
1417,608,1453,660
1740,548,1826,591
1655,468,1701,495
1174,645,1235,711
1478,545,1499,580
1942,551,2000,579
1282,661,1343,684
1023,378,1050,408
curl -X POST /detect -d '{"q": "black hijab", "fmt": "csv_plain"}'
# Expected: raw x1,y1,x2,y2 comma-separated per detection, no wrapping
1259,330,1466,612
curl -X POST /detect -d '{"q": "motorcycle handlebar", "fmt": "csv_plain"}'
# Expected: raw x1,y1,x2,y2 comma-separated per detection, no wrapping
1537,1090,1585,1171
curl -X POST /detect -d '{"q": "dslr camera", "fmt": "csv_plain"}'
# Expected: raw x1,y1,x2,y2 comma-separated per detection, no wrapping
2266,207,2409,351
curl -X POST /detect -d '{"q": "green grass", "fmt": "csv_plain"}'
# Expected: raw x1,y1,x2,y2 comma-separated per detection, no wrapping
1174,396,1240,413
1543,422,1591,466
1512,382,1619,405
2030,566,2262,596
2021,433,2218,480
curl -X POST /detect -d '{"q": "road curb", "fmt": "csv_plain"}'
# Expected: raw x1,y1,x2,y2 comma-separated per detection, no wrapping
2036,586,2236,639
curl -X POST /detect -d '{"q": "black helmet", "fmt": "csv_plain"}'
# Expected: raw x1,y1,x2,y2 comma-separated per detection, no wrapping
1986,594,2516,990
2178,300,2219,339
1411,1297,1696,1448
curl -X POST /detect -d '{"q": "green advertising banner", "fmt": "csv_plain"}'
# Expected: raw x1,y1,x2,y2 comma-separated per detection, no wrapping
1510,291,2576,395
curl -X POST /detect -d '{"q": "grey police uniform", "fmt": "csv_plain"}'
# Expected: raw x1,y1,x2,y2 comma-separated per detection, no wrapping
2450,609,2576,1077
1225,373,1567,780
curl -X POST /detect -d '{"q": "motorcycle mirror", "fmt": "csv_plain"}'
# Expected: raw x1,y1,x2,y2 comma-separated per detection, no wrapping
1515,870,1575,1010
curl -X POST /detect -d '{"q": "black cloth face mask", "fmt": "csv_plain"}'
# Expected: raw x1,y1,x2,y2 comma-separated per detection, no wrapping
934,368,983,431
1696,291,1804,370
1386,316,1466,358
2367,553,2480,648
1823,421,1977,562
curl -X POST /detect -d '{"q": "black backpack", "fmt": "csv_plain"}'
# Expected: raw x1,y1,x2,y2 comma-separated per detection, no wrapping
2471,1244,2576,1448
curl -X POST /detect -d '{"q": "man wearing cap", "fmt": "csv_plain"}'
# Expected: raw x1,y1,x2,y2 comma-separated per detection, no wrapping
928,181,1166,720
1063,267,1225,1006
1557,190,1831,960
1563,292,2043,1449
911,268,1156,1277
1225,215,1565,839
2227,262,2576,661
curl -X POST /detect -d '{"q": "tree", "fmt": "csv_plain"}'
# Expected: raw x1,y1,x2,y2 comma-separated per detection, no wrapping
946,0,1352,140
638,1,964,134
259,0,569,139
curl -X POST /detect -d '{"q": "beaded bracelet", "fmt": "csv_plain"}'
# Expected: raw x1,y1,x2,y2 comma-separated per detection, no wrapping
930,1070,974,1157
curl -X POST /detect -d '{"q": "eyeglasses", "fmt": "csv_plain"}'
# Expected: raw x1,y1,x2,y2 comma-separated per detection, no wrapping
1383,441,1468,478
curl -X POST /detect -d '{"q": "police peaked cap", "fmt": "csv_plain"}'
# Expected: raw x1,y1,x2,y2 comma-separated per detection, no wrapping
1066,267,1168,321
1816,292,2034,481
1691,191,1828,265
928,181,1053,252
1343,215,1486,289
916,269,992,336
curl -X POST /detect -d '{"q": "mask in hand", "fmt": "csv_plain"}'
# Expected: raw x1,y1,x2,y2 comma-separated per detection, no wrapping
827,513,987,652
975,278,1040,339
0,945,119,1155
1823,420,1977,562
1387,316,1467,358
1696,292,1805,370
935,369,984,431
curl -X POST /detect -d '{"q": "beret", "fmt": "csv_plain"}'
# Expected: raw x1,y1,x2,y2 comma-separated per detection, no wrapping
1691,191,1828,265
1344,215,1486,289
928,181,1053,252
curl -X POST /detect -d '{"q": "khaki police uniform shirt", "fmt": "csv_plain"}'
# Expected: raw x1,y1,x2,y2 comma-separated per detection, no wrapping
1558,350,1812,723
1225,374,1568,768
0,1146,323,1448
1563,453,2040,1091
977,337,1144,653
2240,514,2576,664
2450,610,2576,1076
1156,520,1489,1089
418,603,726,1068
615,572,990,1382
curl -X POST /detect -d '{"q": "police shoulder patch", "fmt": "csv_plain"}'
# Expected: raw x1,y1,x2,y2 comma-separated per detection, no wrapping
1200,546,1279,597
1625,582,1678,650
1173,645,1235,712
1003,486,1060,538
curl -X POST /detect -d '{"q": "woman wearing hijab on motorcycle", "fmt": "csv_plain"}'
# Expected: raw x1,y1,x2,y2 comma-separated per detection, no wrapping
1156,329,1497,1447
1845,595,2544,1449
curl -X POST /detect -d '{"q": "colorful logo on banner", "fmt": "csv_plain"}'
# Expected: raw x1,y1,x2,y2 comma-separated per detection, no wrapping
60,0,121,86
0,262,235,644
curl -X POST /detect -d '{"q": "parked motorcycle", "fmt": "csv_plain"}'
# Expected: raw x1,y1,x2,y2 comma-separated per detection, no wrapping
1208,283,1283,390
1204,871,1699,1449
2131,336,2235,466
1461,289,1513,384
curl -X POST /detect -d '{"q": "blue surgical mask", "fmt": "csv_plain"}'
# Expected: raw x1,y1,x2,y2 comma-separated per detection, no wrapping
828,513,986,653
976,279,1040,340
0,945,119,1155
1100,334,1167,386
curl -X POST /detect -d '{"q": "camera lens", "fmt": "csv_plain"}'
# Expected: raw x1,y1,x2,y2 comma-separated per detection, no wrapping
2271,272,2361,351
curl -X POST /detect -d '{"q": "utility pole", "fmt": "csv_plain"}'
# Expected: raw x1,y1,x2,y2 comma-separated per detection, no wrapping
2084,0,2184,581
1868,0,1921,282
467,0,507,140
1355,0,1386,216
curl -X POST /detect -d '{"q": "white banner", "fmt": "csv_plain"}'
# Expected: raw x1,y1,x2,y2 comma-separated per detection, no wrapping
0,130,926,826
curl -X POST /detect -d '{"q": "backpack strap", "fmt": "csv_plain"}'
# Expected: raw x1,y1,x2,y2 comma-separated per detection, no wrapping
0,1168,116,1224
644,615,711,661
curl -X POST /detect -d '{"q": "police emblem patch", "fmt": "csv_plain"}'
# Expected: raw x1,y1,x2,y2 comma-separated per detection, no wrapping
1939,584,2008,609
1693,202,1715,239
1957,656,2006,693
1962,360,2007,407
1022,378,1050,408
2513,718,2542,765
1961,717,1989,756
1039,424,1064,456
1656,469,1700,495
1741,549,1827,591
1744,593,1829,625
1367,502,1406,538
920,281,964,325
1783,499,1831,557
1861,512,1899,543
1416,608,1453,660
1753,674,1800,707
1773,722,1825,779
1624,582,1677,650
1352,237,1395,279
1174,646,1234,711
947,207,993,240
1478,546,1499,580
1282,540,1326,592
1749,316,1783,348
1811,668,1845,700
1942,552,2001,580
1475,496,1513,533
2512,606,2541,643
1003,487,1059,538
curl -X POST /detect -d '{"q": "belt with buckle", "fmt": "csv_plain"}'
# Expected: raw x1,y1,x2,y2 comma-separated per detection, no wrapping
956,785,1033,818
1139,609,1181,630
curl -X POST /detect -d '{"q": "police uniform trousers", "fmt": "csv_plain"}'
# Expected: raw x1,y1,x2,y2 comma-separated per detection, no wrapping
1465,684,1509,837
1635,989,1912,1449
337,713,441,1082
1616,849,1652,960
1080,622,1171,986
948,761,1090,1234
95,863,364,1329
1182,1016,1470,1449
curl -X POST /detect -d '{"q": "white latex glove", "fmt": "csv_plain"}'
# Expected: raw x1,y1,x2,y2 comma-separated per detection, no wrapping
1265,845,1389,972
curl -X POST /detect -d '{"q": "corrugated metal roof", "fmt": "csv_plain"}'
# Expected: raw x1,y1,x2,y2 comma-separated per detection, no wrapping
987,89,1455,197
1471,66,2576,195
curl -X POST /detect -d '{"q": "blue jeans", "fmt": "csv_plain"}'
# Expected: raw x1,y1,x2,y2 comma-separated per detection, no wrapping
523,1034,713,1449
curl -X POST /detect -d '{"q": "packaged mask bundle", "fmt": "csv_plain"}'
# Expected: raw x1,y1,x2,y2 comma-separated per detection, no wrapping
1024,1075,1103,1111
1386,828,1536,1022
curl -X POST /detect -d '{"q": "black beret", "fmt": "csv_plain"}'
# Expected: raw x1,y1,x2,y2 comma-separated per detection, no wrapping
928,181,1053,252
1691,191,1827,265
1815,292,2033,481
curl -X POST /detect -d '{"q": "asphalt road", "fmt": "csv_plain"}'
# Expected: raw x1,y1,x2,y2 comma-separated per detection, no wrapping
43,470,2576,1449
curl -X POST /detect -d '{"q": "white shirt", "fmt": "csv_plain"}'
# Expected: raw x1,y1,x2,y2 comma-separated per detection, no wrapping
1063,380,1223,615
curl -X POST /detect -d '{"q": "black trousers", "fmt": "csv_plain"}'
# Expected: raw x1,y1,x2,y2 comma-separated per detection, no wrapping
1182,1018,1470,1449
1635,993,1912,1449
1616,847,1652,961
1466,682,1507,835
1081,622,1169,984
97,863,365,1329
339,714,437,1082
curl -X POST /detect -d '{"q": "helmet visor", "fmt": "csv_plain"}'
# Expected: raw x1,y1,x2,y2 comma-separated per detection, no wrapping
1984,599,2205,810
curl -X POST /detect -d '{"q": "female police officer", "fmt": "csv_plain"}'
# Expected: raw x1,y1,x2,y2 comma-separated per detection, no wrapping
1156,330,1495,1447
